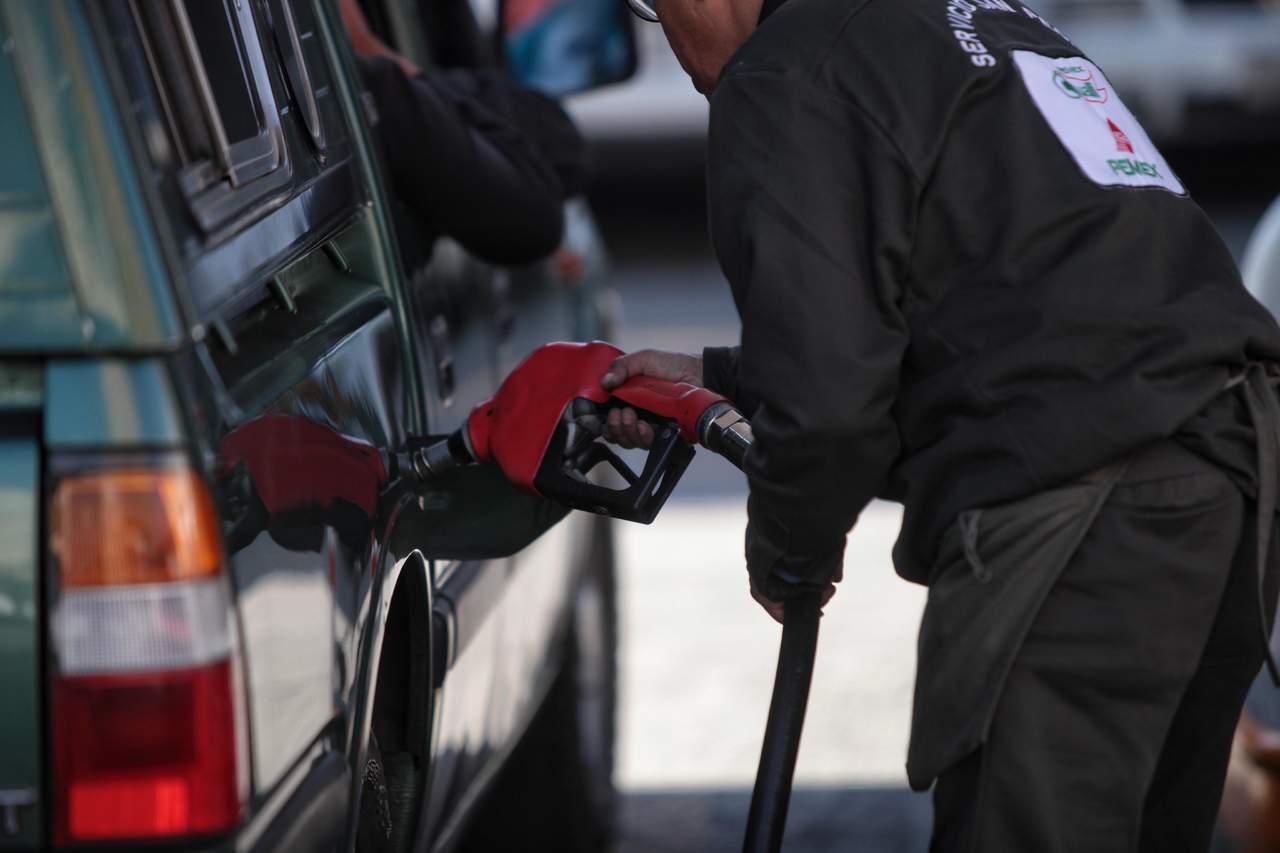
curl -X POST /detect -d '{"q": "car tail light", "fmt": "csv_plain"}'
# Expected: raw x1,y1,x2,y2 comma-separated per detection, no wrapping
48,465,246,844
50,469,223,588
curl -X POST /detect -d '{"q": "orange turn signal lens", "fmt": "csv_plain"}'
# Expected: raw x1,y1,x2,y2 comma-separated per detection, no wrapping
50,468,224,588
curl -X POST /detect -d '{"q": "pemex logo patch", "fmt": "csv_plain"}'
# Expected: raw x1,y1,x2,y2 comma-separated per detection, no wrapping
1014,51,1185,195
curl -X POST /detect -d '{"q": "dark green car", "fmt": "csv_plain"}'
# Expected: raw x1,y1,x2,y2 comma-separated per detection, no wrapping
0,0,634,849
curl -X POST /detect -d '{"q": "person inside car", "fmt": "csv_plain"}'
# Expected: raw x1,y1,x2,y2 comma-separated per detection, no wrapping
339,0,585,268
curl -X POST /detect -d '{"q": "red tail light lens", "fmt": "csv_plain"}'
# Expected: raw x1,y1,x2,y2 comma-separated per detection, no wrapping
53,663,240,842
48,461,245,844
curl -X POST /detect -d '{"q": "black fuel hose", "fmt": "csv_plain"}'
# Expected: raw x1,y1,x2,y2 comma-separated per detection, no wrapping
699,402,821,851
742,589,823,853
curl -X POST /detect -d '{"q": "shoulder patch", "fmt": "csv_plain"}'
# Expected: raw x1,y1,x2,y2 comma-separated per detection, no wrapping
1012,50,1185,195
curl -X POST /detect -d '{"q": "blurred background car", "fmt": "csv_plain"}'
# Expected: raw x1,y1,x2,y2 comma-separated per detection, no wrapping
566,22,708,178
1245,194,1280,312
566,0,1280,177
1036,0,1280,147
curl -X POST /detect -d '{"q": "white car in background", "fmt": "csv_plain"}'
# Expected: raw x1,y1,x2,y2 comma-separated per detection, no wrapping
1243,196,1280,311
566,22,707,145
568,0,1280,154
1040,0,1280,146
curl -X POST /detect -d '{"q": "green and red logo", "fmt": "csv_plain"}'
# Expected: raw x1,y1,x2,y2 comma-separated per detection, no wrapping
1053,65,1108,103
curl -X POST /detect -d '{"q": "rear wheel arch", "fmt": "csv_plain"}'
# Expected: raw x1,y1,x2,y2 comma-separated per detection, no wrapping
346,492,436,852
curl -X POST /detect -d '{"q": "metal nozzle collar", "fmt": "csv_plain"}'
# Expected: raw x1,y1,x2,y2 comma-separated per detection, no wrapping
409,429,476,481
697,402,753,472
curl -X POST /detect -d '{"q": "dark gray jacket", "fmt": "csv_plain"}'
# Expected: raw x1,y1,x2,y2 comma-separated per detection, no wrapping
700,0,1280,594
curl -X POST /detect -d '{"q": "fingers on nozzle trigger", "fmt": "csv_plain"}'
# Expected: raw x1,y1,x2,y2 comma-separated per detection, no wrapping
602,359,625,389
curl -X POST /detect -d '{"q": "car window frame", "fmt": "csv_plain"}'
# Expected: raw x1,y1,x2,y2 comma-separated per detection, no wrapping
128,0,292,234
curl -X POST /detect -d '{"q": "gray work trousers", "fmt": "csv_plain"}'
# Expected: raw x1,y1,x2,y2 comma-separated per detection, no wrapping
917,438,1273,852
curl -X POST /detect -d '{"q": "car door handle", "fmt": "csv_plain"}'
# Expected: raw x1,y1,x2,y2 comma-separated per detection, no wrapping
429,314,455,406
491,271,515,342
495,301,515,342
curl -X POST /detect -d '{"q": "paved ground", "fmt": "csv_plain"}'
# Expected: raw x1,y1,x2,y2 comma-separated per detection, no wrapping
598,172,1278,851
614,786,933,853
612,499,930,852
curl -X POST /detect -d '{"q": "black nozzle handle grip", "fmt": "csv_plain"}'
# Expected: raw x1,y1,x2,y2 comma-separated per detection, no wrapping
698,402,753,471
743,588,823,853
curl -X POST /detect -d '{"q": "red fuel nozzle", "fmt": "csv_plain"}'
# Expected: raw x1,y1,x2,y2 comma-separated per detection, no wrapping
401,342,752,522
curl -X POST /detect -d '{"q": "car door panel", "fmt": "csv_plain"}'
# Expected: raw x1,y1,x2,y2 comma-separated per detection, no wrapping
408,240,501,429
419,556,505,843
209,235,408,794
404,237,515,840
488,204,611,769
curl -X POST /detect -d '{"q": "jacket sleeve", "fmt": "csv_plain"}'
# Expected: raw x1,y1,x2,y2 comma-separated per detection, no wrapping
702,345,754,412
707,70,915,600
357,57,569,265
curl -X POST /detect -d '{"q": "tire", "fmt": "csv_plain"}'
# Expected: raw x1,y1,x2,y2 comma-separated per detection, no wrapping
357,562,430,853
356,734,422,853
356,734,394,853
463,518,619,852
